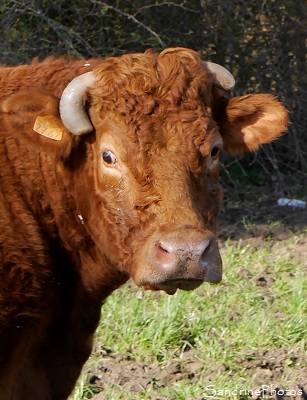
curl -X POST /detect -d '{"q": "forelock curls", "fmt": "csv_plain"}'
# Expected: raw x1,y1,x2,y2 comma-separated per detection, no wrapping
91,48,211,110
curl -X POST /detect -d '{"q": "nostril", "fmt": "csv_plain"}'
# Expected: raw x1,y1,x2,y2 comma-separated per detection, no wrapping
154,241,176,266
158,240,176,254
200,239,221,271
200,240,213,267
158,241,169,253
199,239,222,283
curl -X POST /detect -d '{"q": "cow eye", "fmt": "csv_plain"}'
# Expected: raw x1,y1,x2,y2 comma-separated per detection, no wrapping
102,151,117,165
210,146,220,158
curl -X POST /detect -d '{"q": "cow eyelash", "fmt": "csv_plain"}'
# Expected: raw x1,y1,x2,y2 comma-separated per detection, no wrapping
102,150,117,165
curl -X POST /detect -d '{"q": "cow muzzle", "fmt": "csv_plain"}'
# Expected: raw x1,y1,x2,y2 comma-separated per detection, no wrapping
133,228,222,295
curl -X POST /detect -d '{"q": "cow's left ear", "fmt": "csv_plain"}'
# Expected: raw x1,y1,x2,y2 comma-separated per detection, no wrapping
214,92,289,154
1,89,76,158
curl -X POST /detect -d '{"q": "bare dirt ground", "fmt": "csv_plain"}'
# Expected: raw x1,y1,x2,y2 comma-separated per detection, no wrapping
88,184,307,400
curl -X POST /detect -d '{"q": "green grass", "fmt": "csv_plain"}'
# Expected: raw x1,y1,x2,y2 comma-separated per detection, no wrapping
70,235,307,400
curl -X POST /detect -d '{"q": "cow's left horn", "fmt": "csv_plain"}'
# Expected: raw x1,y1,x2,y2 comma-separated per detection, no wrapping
205,62,235,90
60,71,95,136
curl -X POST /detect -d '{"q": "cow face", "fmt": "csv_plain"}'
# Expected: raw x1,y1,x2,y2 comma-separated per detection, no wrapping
74,51,227,294
72,49,288,294
84,109,224,294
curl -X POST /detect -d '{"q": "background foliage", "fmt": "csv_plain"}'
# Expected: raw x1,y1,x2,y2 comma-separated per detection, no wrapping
1,0,306,190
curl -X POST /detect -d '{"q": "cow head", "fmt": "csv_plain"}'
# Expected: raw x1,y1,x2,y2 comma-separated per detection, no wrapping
1,48,289,295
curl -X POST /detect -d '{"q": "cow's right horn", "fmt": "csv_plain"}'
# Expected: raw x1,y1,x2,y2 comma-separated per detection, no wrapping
60,71,95,136
204,62,235,90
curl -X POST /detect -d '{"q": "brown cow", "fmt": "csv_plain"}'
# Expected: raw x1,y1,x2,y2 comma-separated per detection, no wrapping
0,48,288,399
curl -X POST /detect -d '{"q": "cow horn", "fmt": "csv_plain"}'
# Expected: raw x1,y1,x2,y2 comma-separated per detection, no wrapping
205,62,235,90
60,71,95,136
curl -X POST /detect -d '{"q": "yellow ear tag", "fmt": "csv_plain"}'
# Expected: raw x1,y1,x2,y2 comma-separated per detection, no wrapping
33,116,63,141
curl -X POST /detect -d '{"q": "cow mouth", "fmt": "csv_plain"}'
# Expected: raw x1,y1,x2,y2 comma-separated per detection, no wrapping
143,278,204,295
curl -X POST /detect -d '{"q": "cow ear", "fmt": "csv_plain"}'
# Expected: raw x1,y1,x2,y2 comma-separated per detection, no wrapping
215,93,289,154
1,89,76,158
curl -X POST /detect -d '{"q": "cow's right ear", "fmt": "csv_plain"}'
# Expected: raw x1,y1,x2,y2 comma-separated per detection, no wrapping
1,89,77,158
